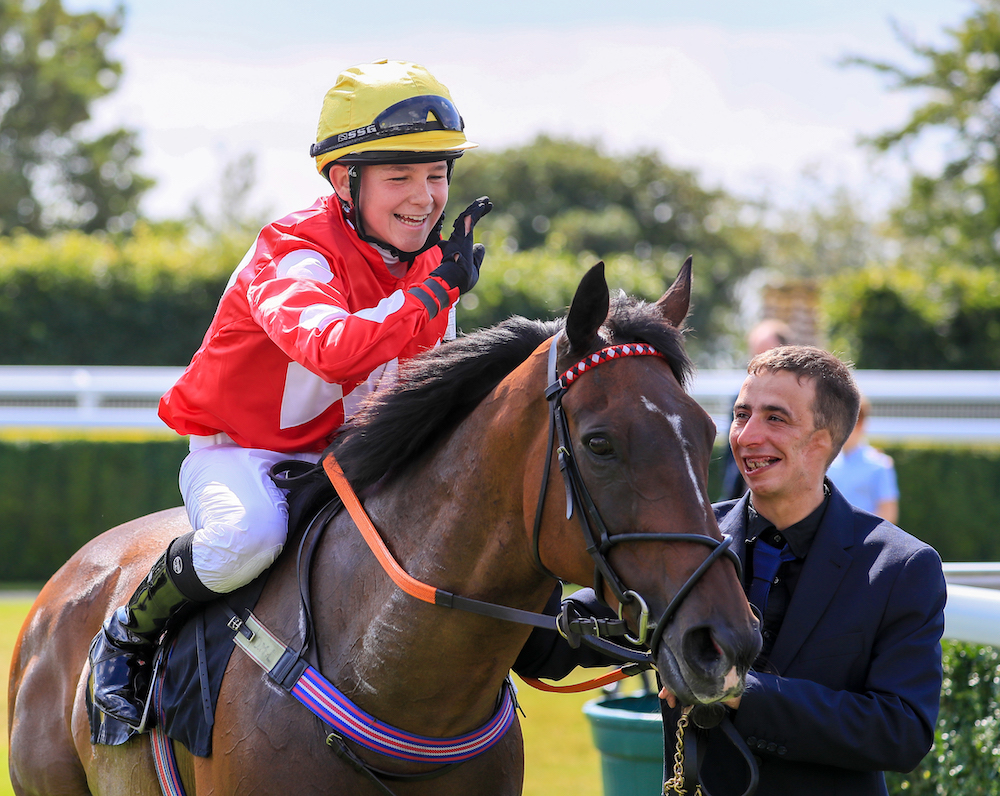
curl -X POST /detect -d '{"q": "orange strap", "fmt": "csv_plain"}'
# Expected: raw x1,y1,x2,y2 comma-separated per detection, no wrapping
324,455,647,696
323,455,439,605
520,667,635,693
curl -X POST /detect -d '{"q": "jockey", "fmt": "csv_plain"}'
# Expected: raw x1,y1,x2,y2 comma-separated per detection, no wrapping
88,59,493,729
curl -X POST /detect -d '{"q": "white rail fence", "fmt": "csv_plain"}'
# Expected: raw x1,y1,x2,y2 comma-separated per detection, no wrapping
2,367,1000,644
3,366,1000,442
942,565,1000,645
690,369,1000,444
0,366,180,430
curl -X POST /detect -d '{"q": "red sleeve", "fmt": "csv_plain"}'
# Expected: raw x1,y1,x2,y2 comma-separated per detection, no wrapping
245,246,456,385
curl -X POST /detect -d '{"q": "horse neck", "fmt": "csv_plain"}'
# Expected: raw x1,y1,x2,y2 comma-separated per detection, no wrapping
311,346,557,734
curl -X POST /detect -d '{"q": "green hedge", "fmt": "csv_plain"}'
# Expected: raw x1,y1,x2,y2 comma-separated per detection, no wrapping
887,641,1000,795
0,227,237,366
888,444,1000,562
0,227,739,368
823,264,1000,370
0,438,187,581
2,438,999,583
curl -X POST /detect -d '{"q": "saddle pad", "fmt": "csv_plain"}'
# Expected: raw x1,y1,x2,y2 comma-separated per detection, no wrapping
88,469,339,753
87,574,268,755
157,575,269,756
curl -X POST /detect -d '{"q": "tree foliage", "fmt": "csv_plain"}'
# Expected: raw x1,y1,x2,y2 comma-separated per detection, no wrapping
0,0,152,235
848,0,1000,267
448,136,764,364
449,135,743,258
823,262,1000,368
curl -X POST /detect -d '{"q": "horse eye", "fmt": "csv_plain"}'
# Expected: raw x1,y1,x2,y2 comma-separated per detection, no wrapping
587,436,614,456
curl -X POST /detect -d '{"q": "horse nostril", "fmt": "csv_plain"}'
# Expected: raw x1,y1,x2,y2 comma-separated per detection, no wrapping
682,625,727,676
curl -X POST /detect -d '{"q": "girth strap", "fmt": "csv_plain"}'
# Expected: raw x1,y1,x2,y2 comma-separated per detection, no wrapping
150,661,186,796
229,609,518,765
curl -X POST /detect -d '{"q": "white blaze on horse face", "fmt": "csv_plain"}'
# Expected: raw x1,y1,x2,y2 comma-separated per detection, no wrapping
641,395,708,510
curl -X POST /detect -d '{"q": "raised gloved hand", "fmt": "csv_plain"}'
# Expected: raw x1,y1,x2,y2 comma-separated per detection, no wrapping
431,196,493,295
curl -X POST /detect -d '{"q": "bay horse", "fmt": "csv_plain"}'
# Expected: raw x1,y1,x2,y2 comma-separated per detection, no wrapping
8,260,760,796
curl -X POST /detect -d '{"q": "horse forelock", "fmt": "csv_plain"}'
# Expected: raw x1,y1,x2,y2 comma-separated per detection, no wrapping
602,291,693,389
327,292,692,493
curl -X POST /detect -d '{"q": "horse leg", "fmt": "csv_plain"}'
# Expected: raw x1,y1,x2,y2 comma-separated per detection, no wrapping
8,662,89,796
10,657,166,796
8,593,94,796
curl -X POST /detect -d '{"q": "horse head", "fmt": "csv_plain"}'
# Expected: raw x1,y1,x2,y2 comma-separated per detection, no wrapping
538,258,761,706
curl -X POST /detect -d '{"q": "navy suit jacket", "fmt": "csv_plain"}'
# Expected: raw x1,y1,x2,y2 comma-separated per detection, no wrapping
666,481,946,796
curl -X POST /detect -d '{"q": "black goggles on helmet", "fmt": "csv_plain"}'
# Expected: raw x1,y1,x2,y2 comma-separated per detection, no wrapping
310,94,465,158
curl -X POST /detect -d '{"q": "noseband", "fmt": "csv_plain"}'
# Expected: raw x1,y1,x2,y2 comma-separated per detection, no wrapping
532,331,742,655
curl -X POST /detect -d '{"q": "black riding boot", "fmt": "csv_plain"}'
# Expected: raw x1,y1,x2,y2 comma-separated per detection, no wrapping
88,532,215,729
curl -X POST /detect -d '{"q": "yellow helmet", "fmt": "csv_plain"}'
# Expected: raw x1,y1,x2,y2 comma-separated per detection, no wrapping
311,60,477,177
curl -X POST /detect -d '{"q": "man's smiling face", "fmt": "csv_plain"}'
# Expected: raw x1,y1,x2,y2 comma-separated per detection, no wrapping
729,368,833,521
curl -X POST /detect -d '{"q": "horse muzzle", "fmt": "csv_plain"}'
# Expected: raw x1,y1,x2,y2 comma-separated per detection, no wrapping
654,618,761,706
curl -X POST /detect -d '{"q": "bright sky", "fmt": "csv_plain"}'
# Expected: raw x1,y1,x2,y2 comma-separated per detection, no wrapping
74,0,976,222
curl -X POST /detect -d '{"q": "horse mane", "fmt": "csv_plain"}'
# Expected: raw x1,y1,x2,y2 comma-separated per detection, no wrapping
328,315,558,492
320,290,693,495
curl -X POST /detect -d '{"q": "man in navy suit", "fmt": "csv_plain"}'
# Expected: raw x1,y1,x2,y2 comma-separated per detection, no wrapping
659,345,946,795
514,345,945,795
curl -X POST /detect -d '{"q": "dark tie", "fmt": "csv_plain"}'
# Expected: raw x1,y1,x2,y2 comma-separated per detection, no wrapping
748,536,793,613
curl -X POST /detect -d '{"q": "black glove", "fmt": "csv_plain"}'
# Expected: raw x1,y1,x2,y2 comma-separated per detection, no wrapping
431,196,493,294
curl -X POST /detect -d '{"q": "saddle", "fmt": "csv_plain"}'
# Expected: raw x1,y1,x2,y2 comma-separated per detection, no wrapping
87,459,339,754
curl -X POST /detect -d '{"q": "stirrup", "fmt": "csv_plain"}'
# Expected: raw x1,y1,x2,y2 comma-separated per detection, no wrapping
132,644,168,733
89,627,160,732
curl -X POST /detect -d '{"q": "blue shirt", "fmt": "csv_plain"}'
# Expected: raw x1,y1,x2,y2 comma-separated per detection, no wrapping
827,442,899,514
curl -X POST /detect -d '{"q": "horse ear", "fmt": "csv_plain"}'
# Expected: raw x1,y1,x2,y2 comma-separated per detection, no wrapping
565,262,610,354
656,255,692,328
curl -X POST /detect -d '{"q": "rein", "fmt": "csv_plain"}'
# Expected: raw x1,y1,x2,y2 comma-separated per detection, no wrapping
323,452,648,691
323,456,556,632
321,331,741,675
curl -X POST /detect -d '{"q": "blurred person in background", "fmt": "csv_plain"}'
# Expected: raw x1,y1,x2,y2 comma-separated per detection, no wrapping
826,395,899,523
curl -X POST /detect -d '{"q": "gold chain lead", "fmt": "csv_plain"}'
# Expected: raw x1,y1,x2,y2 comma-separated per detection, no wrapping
662,710,702,796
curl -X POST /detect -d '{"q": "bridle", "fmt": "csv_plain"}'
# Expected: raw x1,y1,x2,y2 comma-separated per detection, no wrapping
532,331,743,656
322,330,743,664
313,330,759,794
532,332,761,795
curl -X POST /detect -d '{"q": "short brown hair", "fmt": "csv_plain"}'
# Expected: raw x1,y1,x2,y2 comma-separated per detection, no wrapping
746,345,861,458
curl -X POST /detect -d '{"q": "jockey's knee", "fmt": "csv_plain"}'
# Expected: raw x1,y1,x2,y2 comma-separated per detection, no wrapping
191,513,288,594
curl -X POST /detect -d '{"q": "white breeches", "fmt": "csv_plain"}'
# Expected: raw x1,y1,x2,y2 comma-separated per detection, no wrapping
179,435,321,594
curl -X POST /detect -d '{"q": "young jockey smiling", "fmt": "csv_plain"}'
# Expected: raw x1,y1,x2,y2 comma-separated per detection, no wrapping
88,59,492,729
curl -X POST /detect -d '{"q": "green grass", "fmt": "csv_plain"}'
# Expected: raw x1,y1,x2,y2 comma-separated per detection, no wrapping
516,676,604,796
0,595,617,795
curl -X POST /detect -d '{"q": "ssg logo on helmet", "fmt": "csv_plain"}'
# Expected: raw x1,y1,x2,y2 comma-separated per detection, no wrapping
337,125,378,145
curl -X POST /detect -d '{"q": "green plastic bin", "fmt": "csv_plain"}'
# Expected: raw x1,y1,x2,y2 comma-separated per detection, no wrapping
583,693,664,796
